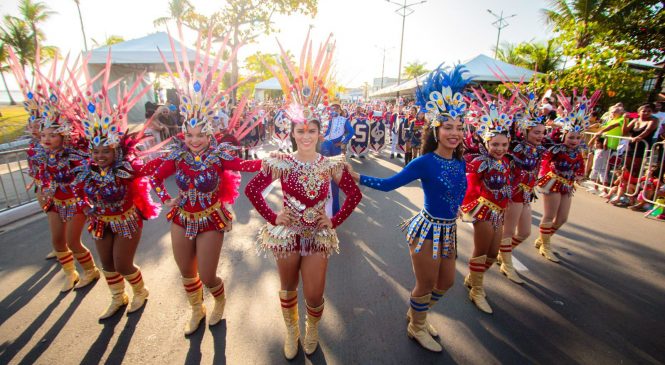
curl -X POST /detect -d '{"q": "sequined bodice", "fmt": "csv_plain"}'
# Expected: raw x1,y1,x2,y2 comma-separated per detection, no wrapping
176,168,219,193
552,147,582,179
512,142,541,172
85,179,127,204
472,155,512,203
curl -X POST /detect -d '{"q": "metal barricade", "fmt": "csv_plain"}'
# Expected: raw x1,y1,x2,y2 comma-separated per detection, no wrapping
642,141,665,210
583,132,649,198
0,148,36,212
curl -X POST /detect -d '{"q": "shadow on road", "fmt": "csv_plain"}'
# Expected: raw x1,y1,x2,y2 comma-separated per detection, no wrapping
210,320,227,365
105,307,146,364
0,262,58,327
80,308,124,364
1,287,91,365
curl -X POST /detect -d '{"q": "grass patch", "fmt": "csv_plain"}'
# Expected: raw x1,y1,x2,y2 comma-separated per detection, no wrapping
0,105,28,144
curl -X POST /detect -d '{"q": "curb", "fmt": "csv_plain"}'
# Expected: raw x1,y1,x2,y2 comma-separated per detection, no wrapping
0,201,40,229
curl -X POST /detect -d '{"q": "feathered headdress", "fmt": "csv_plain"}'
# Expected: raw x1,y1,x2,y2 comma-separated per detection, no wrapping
489,67,545,132
468,87,520,142
6,47,79,135
266,30,336,124
159,27,243,135
555,89,601,134
68,50,152,149
415,64,473,129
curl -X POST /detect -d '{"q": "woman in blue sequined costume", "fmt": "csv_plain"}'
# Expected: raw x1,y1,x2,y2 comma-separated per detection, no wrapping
348,65,471,353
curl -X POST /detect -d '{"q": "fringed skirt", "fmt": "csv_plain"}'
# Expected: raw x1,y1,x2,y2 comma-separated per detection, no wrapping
511,182,536,204
88,205,143,240
43,196,83,222
257,224,339,258
461,196,504,229
399,209,457,259
167,201,232,240
537,171,575,196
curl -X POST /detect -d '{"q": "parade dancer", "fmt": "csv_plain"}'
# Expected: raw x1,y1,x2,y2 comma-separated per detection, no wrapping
348,65,471,352
146,30,263,335
23,96,55,259
461,88,516,314
247,32,362,359
70,56,159,319
499,89,547,283
321,103,354,215
535,90,601,262
7,49,100,292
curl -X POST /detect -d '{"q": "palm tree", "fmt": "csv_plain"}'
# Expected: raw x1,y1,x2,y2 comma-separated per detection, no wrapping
495,42,527,67
153,0,196,28
91,35,125,48
0,42,17,105
524,39,563,73
402,61,429,80
18,0,54,56
73,0,88,51
0,16,34,70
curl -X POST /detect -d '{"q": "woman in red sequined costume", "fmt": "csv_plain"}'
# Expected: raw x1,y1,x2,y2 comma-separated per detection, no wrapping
535,90,601,263
461,89,516,314
499,90,547,284
7,48,100,292
245,32,362,359
145,30,263,336
71,58,159,319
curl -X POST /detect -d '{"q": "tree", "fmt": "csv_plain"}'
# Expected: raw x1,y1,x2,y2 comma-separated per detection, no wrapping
153,0,198,28
496,39,564,73
495,42,526,67
199,0,318,101
402,61,429,80
0,42,17,105
0,16,33,70
18,0,54,58
91,35,125,48
236,51,279,96
541,0,616,50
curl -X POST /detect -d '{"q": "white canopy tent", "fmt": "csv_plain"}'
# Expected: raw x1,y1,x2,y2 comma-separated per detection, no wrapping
370,54,539,98
85,32,199,122
254,77,282,101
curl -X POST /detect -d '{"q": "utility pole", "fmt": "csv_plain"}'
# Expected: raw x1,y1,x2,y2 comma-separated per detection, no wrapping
386,0,426,98
487,9,516,59
375,45,394,89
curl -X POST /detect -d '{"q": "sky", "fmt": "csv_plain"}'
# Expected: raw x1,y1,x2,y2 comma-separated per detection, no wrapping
0,0,555,88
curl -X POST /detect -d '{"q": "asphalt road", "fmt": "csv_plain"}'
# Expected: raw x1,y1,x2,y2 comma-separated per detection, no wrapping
1,150,664,365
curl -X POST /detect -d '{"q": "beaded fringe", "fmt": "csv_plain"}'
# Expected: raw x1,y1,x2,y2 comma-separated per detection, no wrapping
399,209,457,259
256,224,340,258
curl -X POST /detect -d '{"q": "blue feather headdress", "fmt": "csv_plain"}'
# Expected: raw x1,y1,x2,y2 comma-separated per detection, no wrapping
415,64,474,128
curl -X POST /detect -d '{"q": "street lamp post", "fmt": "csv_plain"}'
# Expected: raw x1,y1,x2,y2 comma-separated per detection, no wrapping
487,9,517,59
375,45,394,89
386,0,426,98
